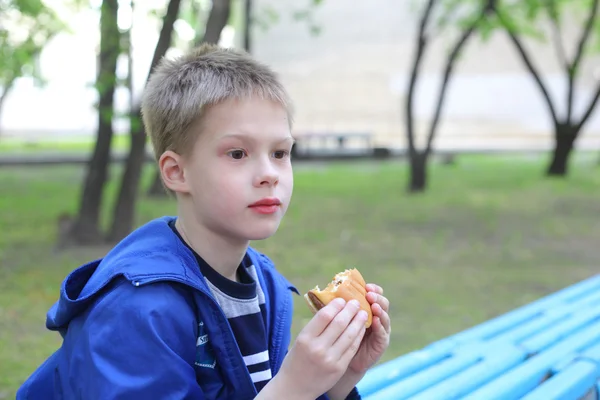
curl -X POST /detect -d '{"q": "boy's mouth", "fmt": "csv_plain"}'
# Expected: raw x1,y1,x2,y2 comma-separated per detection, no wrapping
249,197,281,207
248,198,281,214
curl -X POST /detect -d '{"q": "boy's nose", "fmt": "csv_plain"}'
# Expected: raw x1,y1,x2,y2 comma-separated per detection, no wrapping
254,165,279,187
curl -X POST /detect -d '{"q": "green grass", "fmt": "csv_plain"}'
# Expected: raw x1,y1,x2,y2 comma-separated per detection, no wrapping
0,135,131,154
1,154,599,397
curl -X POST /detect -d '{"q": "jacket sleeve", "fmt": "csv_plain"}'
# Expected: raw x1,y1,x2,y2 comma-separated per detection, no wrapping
344,387,362,400
317,387,362,400
64,279,205,399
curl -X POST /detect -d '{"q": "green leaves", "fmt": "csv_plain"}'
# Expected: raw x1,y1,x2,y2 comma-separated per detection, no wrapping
430,0,599,46
251,0,325,36
0,0,66,94
252,4,280,32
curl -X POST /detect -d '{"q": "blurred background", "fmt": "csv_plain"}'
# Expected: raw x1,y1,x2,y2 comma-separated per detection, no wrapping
1,0,599,397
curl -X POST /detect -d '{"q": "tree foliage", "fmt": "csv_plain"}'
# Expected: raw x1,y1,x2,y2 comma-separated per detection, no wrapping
438,0,600,175
0,0,66,121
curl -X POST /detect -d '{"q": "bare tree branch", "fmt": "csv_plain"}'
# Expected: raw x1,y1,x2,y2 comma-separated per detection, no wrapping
497,10,560,128
0,76,16,137
567,0,600,123
425,1,495,155
544,0,569,71
543,0,573,122
406,0,437,154
147,0,182,84
0,76,15,115
576,79,600,132
571,0,599,75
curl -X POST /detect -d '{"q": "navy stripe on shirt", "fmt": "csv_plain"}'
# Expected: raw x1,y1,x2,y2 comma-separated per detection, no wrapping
168,220,272,393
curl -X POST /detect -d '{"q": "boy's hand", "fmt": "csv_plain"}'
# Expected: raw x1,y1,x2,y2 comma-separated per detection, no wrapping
325,284,391,400
348,283,391,374
267,297,368,399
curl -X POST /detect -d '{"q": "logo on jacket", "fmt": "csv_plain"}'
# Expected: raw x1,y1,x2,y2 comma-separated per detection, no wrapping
195,321,216,369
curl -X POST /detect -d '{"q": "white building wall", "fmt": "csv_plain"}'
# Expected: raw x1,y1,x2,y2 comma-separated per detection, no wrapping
3,0,600,151
250,0,600,151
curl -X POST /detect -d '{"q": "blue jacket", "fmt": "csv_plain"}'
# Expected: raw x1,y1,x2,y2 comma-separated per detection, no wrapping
17,216,336,400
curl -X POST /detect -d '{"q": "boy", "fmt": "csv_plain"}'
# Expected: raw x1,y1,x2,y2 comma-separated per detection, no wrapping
17,44,391,399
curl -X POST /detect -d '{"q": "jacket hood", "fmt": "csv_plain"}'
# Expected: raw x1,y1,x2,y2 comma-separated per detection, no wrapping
46,216,230,333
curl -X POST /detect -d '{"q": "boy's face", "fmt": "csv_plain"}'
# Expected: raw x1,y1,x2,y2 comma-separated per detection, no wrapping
168,96,294,242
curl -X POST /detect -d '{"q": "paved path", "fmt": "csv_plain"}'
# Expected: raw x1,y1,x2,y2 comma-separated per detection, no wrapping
0,147,571,167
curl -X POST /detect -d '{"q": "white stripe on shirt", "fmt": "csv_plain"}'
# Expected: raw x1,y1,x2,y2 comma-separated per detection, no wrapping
243,350,269,366
250,369,272,383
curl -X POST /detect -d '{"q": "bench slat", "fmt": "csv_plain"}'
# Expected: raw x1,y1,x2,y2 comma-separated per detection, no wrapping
519,359,600,400
519,305,600,354
409,344,525,400
358,274,600,399
443,275,600,345
365,352,481,399
460,320,600,399
356,344,454,396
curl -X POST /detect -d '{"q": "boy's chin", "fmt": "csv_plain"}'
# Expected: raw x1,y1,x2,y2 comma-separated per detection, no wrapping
244,223,281,241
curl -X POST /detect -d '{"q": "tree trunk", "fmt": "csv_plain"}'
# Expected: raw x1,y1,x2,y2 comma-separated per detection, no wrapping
147,169,166,197
408,152,428,193
0,77,16,136
108,0,182,241
424,4,490,154
547,123,578,176
107,124,147,242
66,0,120,245
147,171,167,196
196,0,231,46
243,0,252,52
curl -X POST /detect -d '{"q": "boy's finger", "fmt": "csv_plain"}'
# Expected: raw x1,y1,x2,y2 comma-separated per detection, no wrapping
378,310,391,334
366,284,383,294
367,292,390,312
319,300,362,345
339,315,367,365
371,302,381,315
305,297,347,337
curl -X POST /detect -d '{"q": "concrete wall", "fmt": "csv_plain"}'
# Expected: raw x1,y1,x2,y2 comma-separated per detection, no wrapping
250,0,600,151
3,0,600,152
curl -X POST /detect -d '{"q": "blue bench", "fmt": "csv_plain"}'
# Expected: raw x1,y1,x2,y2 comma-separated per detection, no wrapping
357,274,600,399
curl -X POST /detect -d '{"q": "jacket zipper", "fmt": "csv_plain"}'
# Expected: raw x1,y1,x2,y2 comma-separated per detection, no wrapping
269,279,291,375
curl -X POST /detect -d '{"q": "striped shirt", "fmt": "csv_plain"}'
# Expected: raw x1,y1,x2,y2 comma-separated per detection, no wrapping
169,221,272,392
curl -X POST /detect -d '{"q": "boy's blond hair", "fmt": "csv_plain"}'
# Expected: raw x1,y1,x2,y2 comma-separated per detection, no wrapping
141,44,293,161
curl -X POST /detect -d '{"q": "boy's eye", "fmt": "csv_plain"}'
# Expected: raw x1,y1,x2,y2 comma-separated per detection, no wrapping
227,149,246,159
273,150,290,159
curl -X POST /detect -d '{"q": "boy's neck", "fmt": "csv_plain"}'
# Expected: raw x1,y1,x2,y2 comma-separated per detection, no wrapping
174,217,248,282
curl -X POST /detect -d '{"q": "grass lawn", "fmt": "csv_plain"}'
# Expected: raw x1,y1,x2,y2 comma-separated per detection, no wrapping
0,135,131,154
1,153,599,397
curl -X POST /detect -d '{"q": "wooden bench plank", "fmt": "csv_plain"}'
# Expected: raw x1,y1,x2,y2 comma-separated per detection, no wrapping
580,341,600,364
519,359,600,400
443,275,600,345
357,274,600,399
460,320,600,399
519,305,600,354
483,311,569,347
410,344,526,400
491,288,600,348
356,344,453,397
364,352,481,399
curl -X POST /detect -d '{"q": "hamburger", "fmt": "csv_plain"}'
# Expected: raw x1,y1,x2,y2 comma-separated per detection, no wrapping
304,268,372,328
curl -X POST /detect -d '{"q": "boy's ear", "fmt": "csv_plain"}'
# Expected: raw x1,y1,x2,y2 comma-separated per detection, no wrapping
158,150,190,194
